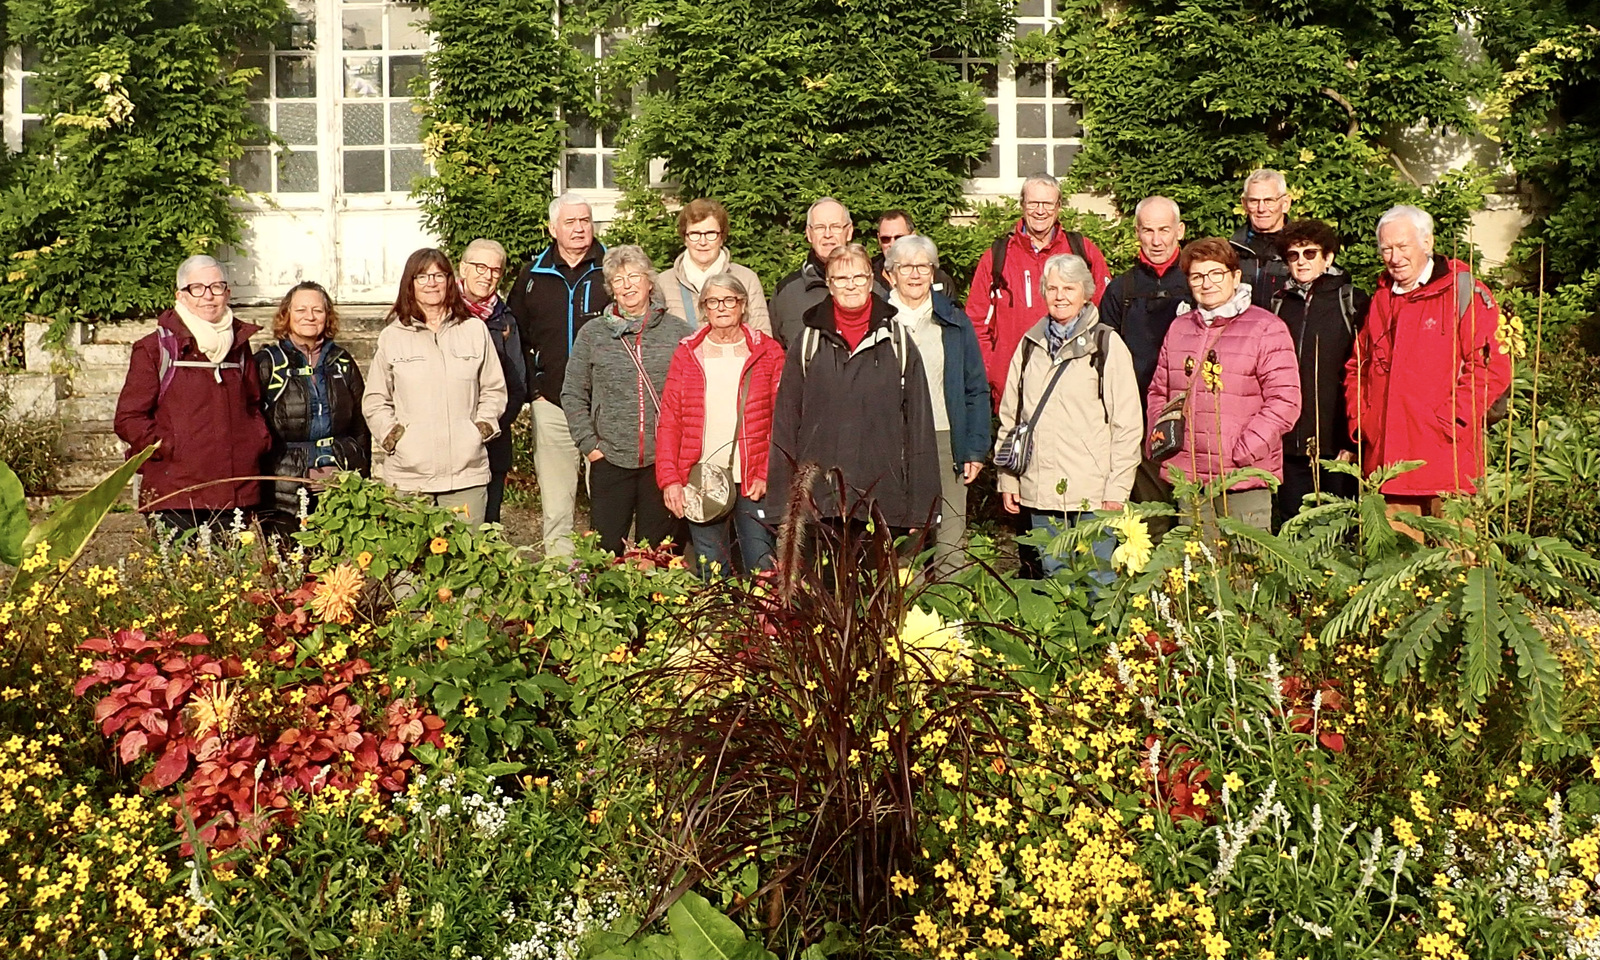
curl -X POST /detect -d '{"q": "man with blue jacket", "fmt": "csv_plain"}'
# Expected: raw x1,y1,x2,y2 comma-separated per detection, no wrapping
508,193,611,556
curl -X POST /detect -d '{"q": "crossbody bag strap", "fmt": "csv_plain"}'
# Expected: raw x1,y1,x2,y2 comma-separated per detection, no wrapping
1022,348,1074,435
621,329,662,414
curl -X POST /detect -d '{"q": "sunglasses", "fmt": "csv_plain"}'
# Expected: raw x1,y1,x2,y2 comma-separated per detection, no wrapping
1285,248,1325,262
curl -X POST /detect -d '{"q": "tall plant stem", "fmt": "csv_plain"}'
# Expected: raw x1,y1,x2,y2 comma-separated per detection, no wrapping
1524,248,1548,534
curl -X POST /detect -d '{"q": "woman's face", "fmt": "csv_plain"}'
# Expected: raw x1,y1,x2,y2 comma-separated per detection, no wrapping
413,262,450,310
287,289,328,343
827,257,874,312
1043,273,1087,322
683,216,725,270
1286,242,1332,284
700,285,746,332
888,248,935,304
1186,260,1241,311
612,267,653,316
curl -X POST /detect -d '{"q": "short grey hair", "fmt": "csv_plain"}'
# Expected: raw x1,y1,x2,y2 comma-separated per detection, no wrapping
699,272,749,304
1376,204,1436,249
825,243,874,276
1020,173,1060,201
806,196,849,228
175,255,225,289
601,244,656,292
1134,195,1182,223
1041,253,1093,294
884,235,939,273
1242,169,1288,196
462,238,507,267
548,191,591,226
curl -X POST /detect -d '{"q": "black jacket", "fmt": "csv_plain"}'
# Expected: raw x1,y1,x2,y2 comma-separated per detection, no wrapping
1270,271,1369,458
1100,258,1189,405
767,295,942,530
507,242,612,405
255,339,370,512
483,297,530,476
1231,227,1290,308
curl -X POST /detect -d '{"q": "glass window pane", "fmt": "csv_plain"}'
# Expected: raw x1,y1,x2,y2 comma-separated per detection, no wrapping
972,62,998,98
342,8,383,50
565,153,597,190
1017,144,1047,175
1016,0,1045,16
1053,144,1080,176
972,144,999,180
1052,103,1081,139
277,101,318,145
343,151,386,193
567,123,596,149
244,102,270,146
1015,62,1047,98
343,103,385,145
389,101,421,143
389,5,430,50
21,47,43,71
281,19,316,50
20,77,43,114
602,155,615,189
240,55,271,100
391,149,426,191
1016,103,1045,139
276,56,317,99
21,119,44,141
344,57,383,98
279,151,320,192
231,151,271,193
389,56,426,97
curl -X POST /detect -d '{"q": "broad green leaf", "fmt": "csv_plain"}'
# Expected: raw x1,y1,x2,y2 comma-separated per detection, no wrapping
0,461,28,566
667,890,769,960
1457,566,1504,714
9,444,156,600
433,682,464,716
479,681,512,715
477,760,525,777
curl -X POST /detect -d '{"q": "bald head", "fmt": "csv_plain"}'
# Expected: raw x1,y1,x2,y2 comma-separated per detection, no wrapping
1134,195,1185,264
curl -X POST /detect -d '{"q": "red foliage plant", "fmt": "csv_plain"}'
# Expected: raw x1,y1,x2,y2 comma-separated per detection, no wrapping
1143,735,1213,823
1279,676,1347,753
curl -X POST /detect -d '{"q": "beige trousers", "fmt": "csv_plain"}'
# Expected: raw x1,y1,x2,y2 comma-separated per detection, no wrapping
531,398,581,557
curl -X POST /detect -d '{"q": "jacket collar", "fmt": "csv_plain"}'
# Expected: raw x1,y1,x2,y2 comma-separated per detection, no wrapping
1383,255,1453,298
679,322,778,357
157,308,260,352
930,292,965,328
801,294,896,341
602,303,671,337
1280,267,1351,299
1012,217,1067,254
1021,306,1103,361
532,241,605,275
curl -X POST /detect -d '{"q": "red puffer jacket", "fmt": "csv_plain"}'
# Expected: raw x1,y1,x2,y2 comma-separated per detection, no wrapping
655,325,785,491
1343,256,1511,496
1146,302,1302,491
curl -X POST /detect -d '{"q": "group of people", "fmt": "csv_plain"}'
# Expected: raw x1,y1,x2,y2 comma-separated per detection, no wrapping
115,169,1512,576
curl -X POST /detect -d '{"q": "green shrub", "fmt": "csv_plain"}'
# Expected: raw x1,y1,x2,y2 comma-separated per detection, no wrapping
0,400,61,497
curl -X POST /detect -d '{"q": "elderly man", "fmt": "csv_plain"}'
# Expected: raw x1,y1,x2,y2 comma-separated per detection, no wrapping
965,173,1110,399
1343,205,1511,534
114,255,273,531
508,193,612,556
1101,195,1189,403
771,196,861,348
870,208,958,298
459,237,528,525
1231,169,1293,307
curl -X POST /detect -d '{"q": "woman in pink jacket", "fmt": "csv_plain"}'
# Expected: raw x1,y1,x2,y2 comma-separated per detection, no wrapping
1146,237,1302,531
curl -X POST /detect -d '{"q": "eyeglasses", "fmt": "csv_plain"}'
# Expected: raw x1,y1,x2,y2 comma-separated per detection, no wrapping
810,222,851,236
685,230,722,242
462,260,504,277
828,274,873,288
702,296,744,311
1187,268,1231,286
1244,195,1286,207
1022,199,1060,210
414,272,450,285
180,281,230,298
613,272,648,286
1285,248,1324,262
894,263,933,275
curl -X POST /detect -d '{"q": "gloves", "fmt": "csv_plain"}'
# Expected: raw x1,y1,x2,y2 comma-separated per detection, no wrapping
476,421,496,442
382,425,404,454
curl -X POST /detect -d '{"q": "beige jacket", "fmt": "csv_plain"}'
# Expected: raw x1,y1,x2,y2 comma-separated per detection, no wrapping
655,251,772,335
362,317,507,494
995,311,1143,510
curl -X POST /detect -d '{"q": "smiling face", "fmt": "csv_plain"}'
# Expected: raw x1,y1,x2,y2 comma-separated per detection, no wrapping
827,254,874,311
1136,203,1185,264
888,247,935,305
1244,181,1291,234
412,259,451,311
683,215,725,270
459,251,505,303
177,264,229,323
1286,242,1332,284
1043,272,1087,322
700,284,746,333
1021,181,1062,240
611,267,653,316
286,288,328,345
1186,260,1241,311
1378,219,1431,288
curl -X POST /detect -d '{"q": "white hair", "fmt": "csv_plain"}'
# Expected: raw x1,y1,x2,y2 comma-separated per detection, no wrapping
548,192,591,225
601,244,657,291
699,271,749,304
1242,169,1288,196
806,196,849,228
1041,253,1093,294
1376,204,1435,248
175,255,225,289
462,238,507,267
1134,195,1182,224
1020,173,1060,201
883,235,939,273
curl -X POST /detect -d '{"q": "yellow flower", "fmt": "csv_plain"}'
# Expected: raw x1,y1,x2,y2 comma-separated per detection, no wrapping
1108,507,1154,574
356,551,374,570
186,681,238,738
309,563,364,625
429,537,449,555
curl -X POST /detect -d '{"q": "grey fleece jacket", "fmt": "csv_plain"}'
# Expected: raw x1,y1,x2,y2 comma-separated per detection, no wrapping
562,305,694,469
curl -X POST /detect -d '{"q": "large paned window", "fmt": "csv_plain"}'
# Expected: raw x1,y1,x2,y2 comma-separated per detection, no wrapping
1,46,45,152
235,11,320,193
339,0,428,194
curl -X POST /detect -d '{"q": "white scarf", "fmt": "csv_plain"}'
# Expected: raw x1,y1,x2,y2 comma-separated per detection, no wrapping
677,248,730,295
174,301,236,363
1187,283,1254,326
888,290,935,332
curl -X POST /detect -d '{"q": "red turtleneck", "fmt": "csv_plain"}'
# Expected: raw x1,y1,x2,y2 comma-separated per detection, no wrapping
833,299,872,350
1140,250,1180,277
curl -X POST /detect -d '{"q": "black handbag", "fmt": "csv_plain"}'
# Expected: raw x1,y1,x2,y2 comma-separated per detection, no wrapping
1148,330,1223,463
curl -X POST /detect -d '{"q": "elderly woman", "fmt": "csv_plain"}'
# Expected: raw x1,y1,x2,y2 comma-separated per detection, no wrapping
656,198,772,336
563,245,695,555
114,255,273,532
363,248,508,525
767,243,941,537
884,235,990,571
995,254,1142,577
1147,237,1301,532
254,281,370,538
656,274,785,576
458,237,528,524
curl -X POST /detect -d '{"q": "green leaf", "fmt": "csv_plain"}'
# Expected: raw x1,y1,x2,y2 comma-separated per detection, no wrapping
9,444,156,600
0,461,28,566
1382,603,1448,684
666,890,773,960
477,761,525,777
1457,566,1504,714
479,681,513,715
433,682,464,716
1214,517,1314,586
1503,600,1565,740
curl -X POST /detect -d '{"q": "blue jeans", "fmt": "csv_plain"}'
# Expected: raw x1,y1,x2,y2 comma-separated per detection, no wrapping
1029,509,1114,582
688,486,776,578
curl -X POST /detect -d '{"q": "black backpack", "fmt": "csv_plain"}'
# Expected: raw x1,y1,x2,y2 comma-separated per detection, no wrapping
987,230,1088,304
1014,324,1116,423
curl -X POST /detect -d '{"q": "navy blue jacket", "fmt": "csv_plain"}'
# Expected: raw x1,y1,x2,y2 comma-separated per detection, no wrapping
507,242,611,404
930,293,992,472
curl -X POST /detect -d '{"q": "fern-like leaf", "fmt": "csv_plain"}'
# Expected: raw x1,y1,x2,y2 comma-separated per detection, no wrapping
1502,597,1564,741
1214,517,1315,588
1457,566,1505,716
1381,603,1449,684
1320,549,1454,646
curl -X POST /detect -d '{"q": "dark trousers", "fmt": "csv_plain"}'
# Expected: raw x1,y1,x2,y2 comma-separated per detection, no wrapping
485,433,514,525
687,487,776,578
1275,452,1359,528
485,472,508,525
589,459,679,555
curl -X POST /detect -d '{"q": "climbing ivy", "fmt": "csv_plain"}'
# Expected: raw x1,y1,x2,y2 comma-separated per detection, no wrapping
0,0,286,331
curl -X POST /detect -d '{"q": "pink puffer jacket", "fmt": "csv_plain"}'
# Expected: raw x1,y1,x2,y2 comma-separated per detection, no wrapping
1146,301,1302,491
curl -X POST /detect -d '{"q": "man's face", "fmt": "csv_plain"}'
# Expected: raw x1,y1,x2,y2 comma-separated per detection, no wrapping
1378,221,1431,288
550,203,593,258
876,216,912,256
177,265,229,323
806,201,852,261
1286,243,1332,284
1243,181,1291,233
1021,183,1062,238
1135,205,1185,263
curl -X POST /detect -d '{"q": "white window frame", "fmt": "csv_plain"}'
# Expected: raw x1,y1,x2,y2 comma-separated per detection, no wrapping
2,46,44,153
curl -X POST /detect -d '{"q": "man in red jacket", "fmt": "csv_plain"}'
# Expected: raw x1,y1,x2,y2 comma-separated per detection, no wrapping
964,173,1110,399
1343,205,1511,535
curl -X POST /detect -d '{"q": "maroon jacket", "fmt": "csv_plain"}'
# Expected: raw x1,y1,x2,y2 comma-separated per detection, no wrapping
114,310,273,511
655,324,784,492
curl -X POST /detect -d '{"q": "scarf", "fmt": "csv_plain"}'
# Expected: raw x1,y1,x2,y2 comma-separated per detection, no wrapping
833,299,873,351
1139,250,1180,277
1194,283,1255,325
676,248,729,295
1046,303,1095,356
888,290,934,332
606,303,651,337
460,279,499,321
174,301,235,363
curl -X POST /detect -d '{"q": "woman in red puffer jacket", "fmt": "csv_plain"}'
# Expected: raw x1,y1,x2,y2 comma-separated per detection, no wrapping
656,273,785,576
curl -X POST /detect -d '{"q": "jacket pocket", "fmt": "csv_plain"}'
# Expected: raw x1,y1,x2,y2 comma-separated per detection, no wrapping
449,342,484,379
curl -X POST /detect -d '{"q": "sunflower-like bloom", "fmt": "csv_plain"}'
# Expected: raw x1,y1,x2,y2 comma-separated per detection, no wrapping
310,563,364,624
897,606,972,682
1108,508,1154,574
186,680,237,738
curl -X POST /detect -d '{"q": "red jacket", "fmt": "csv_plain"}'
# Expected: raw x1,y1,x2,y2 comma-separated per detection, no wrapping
655,325,785,491
114,310,273,511
1343,257,1511,496
964,220,1110,395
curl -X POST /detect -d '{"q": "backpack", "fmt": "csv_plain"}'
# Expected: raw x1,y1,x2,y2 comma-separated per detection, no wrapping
1451,271,1513,426
1015,324,1116,422
156,325,242,399
798,322,910,392
1270,283,1359,337
987,230,1088,305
